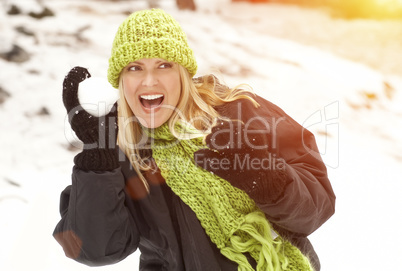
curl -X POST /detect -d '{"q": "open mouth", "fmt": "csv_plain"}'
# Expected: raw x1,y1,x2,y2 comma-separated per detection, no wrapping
140,94,164,109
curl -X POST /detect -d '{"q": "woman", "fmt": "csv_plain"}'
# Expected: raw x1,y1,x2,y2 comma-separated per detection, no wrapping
54,9,335,271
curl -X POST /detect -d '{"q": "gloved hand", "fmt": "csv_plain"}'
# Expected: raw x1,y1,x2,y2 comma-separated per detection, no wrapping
194,119,289,203
63,66,119,171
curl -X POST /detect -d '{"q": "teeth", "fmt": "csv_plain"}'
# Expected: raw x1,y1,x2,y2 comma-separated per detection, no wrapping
140,94,164,100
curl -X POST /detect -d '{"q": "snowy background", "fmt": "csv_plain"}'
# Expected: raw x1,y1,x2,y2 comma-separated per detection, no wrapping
1,0,402,270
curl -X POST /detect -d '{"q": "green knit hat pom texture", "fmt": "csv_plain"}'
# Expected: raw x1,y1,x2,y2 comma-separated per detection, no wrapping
108,9,197,88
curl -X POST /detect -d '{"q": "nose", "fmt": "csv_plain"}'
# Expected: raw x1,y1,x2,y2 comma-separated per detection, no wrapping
142,71,158,87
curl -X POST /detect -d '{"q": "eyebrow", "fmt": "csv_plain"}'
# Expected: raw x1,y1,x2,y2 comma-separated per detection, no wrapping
130,61,144,65
131,59,167,65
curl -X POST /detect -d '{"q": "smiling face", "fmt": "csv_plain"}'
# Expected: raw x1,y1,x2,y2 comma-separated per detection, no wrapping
121,58,181,128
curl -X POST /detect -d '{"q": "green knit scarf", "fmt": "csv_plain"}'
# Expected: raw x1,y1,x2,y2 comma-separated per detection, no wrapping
147,123,313,271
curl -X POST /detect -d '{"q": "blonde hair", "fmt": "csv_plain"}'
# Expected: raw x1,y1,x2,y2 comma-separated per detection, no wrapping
117,65,258,191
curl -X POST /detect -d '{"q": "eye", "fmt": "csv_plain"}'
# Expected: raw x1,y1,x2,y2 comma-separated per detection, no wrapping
128,65,142,71
159,62,173,69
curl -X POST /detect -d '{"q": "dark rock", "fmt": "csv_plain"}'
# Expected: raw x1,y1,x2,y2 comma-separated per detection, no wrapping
0,87,11,105
28,7,55,19
37,106,51,116
0,44,30,63
7,4,21,15
5,178,20,187
27,69,40,75
15,26,35,37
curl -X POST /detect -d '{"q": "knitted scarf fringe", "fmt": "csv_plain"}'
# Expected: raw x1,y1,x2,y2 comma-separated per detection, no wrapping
148,123,313,271
221,211,287,271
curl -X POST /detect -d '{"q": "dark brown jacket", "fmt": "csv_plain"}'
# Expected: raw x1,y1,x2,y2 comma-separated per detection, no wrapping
53,95,335,270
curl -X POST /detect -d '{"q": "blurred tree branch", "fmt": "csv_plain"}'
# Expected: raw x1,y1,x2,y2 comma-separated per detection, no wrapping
176,0,196,10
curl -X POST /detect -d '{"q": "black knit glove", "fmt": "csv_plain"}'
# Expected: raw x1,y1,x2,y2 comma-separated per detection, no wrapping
194,120,289,203
63,66,119,171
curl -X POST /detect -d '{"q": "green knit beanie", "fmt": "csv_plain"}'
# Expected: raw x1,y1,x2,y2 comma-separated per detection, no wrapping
107,9,198,88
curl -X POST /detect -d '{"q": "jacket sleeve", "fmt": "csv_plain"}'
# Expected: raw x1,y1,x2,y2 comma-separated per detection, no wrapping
53,166,140,266
220,95,336,237
255,95,335,236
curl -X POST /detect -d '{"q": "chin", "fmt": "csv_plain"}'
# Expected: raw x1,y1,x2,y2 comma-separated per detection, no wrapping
138,117,167,129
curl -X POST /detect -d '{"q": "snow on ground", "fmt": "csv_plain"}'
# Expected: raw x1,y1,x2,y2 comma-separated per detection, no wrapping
1,0,401,270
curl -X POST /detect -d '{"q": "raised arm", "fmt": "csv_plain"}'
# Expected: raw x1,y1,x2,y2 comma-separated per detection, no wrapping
53,67,139,266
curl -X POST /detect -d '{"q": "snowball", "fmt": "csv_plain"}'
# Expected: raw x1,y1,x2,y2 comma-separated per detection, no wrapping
78,76,119,117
